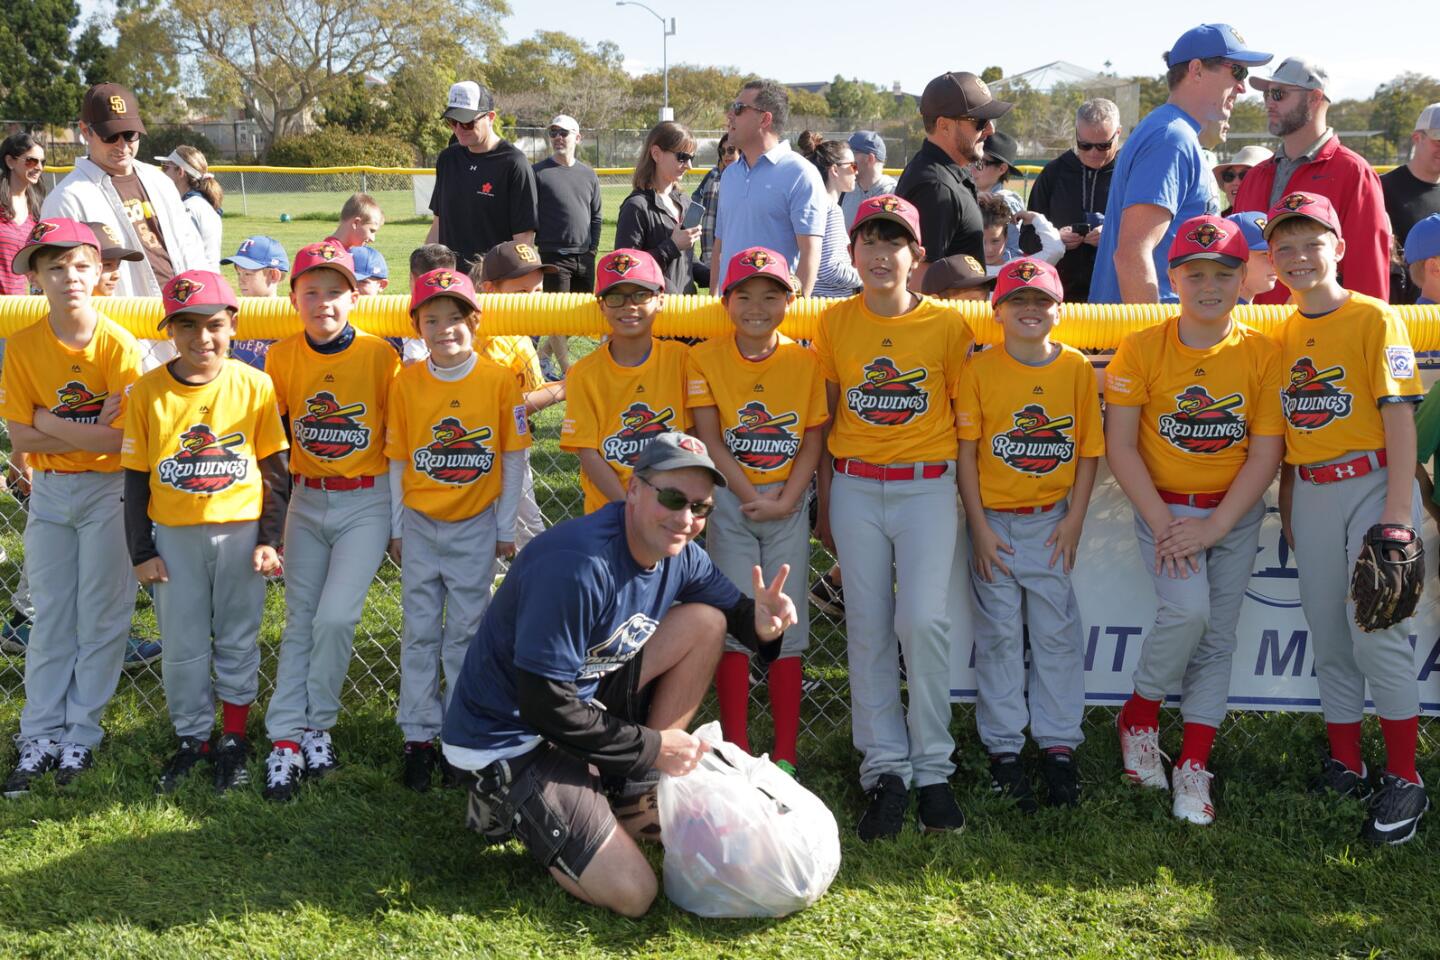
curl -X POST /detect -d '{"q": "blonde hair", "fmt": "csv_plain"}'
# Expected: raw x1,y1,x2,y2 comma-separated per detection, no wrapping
340,193,383,224
174,145,224,211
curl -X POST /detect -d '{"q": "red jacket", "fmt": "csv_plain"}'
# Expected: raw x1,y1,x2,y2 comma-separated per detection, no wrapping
1232,134,1391,303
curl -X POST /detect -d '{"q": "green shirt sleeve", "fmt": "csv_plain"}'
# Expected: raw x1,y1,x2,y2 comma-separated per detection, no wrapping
1415,381,1440,466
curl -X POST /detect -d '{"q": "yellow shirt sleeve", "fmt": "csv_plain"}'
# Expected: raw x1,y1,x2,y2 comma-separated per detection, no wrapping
119,380,150,470
559,359,599,451
804,352,829,429
811,307,838,383
955,361,982,442
1103,332,1150,406
685,350,716,408
253,377,289,461
499,378,533,453
1250,336,1286,436
1367,305,1424,402
1073,352,1105,457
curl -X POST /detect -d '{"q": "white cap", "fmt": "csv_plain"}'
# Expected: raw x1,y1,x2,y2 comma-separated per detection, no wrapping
1250,57,1329,94
1416,103,1440,140
549,115,580,135
153,150,208,181
1219,145,1274,169
443,81,494,122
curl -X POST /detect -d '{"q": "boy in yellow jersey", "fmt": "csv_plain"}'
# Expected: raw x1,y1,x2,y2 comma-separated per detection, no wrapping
0,219,143,797
561,248,691,514
688,247,827,776
123,270,289,794
812,195,973,840
386,269,530,791
1105,216,1284,826
1267,193,1429,845
262,241,401,801
956,257,1103,812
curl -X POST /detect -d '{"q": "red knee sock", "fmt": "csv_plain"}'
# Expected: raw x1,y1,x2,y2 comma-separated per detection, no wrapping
1326,721,1364,774
1121,693,1162,731
273,740,302,754
222,701,250,736
1379,716,1420,784
715,651,752,752
768,657,803,766
1177,723,1217,770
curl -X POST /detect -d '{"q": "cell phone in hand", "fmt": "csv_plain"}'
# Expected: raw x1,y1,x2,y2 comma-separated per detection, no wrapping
682,201,704,230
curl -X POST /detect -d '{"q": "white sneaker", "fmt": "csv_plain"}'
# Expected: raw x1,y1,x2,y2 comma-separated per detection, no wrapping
263,747,306,801
1172,760,1216,825
1117,713,1169,789
300,730,337,778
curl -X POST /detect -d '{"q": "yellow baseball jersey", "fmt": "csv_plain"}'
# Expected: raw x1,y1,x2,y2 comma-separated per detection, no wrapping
480,335,545,395
0,316,142,473
121,360,287,524
1105,318,1284,494
384,358,532,522
812,296,973,464
560,339,692,514
686,334,828,486
956,344,1104,510
1270,293,1424,465
265,331,399,478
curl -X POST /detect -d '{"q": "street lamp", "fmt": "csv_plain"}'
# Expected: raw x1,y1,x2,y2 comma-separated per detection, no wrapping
615,1,676,122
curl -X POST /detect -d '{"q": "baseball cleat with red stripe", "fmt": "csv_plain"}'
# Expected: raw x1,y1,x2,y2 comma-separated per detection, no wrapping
1118,712,1169,789
1171,760,1215,825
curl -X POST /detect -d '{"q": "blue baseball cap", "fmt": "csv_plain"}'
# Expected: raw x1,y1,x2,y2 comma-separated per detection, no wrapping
1166,24,1273,67
221,236,289,272
1405,214,1440,265
350,245,389,281
1226,211,1269,252
848,131,886,163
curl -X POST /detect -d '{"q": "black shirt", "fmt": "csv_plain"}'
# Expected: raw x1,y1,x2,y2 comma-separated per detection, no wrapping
1381,164,1440,304
429,139,539,269
614,187,697,294
1027,150,1114,303
533,157,603,255
895,138,985,265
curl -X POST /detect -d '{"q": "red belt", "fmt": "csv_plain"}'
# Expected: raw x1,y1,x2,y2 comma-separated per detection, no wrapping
1298,450,1386,485
994,501,1060,515
833,458,948,481
1158,489,1228,509
293,474,377,491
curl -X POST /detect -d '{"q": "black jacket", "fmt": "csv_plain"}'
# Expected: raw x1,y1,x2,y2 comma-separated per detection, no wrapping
895,138,985,265
614,187,697,294
1027,150,1114,304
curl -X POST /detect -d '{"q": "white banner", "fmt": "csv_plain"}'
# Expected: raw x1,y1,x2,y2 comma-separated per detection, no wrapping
947,465,1440,715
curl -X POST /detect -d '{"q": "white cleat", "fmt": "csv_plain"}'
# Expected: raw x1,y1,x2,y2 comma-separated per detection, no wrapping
1172,760,1216,825
1118,713,1169,790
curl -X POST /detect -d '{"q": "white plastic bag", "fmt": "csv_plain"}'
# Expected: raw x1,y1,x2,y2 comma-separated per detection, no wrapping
657,721,841,917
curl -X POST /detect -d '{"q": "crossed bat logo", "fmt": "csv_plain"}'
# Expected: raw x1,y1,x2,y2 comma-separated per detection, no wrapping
847,357,929,426
51,381,107,423
991,404,1074,474
412,416,494,484
293,391,370,459
157,424,248,493
170,277,203,304
1281,357,1352,428
724,401,800,472
1186,222,1225,248
601,402,673,465
1158,385,1247,453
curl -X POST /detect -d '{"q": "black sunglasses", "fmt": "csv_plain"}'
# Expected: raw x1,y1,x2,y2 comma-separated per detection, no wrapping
1076,137,1116,152
729,100,762,115
1220,168,1248,183
600,289,657,307
639,475,714,517
673,150,695,164
448,117,479,131
1219,61,1248,83
100,131,141,145
1265,87,1297,102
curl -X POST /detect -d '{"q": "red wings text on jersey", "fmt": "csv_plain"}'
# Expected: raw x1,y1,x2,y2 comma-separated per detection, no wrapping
1281,357,1352,429
293,390,371,458
990,404,1075,474
846,357,930,426
51,380,108,423
722,401,801,471
1157,386,1248,453
157,424,249,493
411,417,495,484
600,402,674,466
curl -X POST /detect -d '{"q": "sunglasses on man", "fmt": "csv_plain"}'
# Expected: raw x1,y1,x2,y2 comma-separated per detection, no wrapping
1076,137,1115,152
100,131,141,145
448,117,482,131
639,474,714,518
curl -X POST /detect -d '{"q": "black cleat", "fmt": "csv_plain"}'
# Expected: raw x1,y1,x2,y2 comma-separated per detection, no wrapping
263,747,305,801
1040,750,1081,807
989,753,1038,813
916,782,966,833
857,773,909,841
1361,774,1429,846
158,737,209,794
402,743,438,793
212,734,251,794
4,739,58,798
1309,758,1371,801
53,743,93,788
809,572,844,619
301,730,338,779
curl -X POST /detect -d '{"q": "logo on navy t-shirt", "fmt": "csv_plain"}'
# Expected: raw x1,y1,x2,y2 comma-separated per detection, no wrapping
580,612,659,679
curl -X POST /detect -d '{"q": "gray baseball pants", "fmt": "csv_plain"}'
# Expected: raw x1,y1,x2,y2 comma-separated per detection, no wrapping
706,482,811,658
514,452,545,550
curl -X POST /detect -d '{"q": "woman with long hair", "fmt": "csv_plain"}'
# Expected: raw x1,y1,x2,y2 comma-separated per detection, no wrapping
1,133,47,295
157,145,223,265
804,139,862,298
614,121,700,294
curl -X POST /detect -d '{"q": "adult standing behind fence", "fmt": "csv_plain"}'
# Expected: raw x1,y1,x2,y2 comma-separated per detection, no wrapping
1027,99,1121,304
691,133,737,276
614,122,700,295
711,80,828,295
1383,104,1440,304
804,139,863,298
427,81,538,271
156,146,223,267
839,132,896,230
0,133,46,295
1088,25,1271,303
897,71,1013,291
534,114,601,294
42,84,206,296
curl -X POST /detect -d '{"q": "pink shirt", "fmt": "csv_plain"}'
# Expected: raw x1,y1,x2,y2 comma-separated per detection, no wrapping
0,209,34,296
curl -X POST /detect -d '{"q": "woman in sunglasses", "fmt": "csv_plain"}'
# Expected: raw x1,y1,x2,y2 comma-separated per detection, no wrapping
615,121,700,295
156,145,224,266
0,133,47,295
803,139,863,298
1211,144,1272,214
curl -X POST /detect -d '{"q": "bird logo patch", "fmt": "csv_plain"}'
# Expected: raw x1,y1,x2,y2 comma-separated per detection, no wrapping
1281,357,1351,429
723,401,800,471
293,391,370,459
412,417,494,484
991,405,1074,474
604,252,636,276
426,270,458,290
739,249,771,269
157,424,248,493
847,357,929,426
601,402,674,466
28,221,59,243
1185,222,1226,248
170,277,203,303
51,381,107,424
1279,193,1314,212
1158,386,1248,453
1008,261,1040,283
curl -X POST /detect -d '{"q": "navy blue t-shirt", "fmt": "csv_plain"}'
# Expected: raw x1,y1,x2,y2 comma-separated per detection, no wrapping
442,502,741,756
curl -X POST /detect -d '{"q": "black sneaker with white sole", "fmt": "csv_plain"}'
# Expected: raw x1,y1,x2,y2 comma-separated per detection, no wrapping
402,743,438,793
158,737,209,793
857,773,909,841
1309,758,1371,801
53,743,93,788
1040,750,1081,807
916,782,966,833
212,734,251,794
1361,774,1429,846
4,739,58,798
809,572,844,619
264,747,306,802
988,753,1038,814
301,730,338,779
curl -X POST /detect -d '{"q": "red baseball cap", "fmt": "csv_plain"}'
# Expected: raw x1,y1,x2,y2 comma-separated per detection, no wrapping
290,241,357,289
991,257,1064,305
595,248,665,296
160,270,239,329
410,268,478,317
721,247,796,297
1168,214,1249,269
10,219,101,274
849,194,922,244
1263,192,1342,240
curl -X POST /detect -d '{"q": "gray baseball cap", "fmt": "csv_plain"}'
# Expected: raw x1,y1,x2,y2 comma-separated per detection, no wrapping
1251,57,1330,94
1416,103,1440,140
634,432,726,487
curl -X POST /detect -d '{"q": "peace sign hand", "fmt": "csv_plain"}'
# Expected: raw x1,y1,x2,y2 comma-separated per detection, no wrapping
752,564,798,642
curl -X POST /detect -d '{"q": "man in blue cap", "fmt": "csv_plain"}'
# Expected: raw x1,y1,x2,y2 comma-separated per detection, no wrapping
1090,24,1271,303
840,131,896,229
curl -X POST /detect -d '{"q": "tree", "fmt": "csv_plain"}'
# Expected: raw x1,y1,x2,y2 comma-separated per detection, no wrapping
788,88,830,120
825,76,887,123
156,0,508,142
1372,72,1440,155
488,31,634,129
626,65,748,129
0,0,85,124
980,66,1005,84
1136,74,1170,118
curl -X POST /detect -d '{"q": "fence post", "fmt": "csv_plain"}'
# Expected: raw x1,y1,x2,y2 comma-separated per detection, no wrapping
362,171,368,194
240,171,249,216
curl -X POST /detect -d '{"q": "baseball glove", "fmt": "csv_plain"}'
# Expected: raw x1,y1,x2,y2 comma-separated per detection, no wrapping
1351,524,1425,632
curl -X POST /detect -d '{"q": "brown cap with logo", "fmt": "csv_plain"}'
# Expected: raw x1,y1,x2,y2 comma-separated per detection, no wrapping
920,72,1014,122
82,84,146,137
480,241,559,283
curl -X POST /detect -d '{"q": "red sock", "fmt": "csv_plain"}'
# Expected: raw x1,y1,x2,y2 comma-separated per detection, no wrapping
1326,721,1364,774
715,651,751,752
1121,693,1162,731
1379,716,1420,783
1177,722,1217,769
273,739,301,754
221,701,250,736
768,657,803,765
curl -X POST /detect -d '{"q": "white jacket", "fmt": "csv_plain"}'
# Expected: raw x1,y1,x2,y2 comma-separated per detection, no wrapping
41,156,210,296
182,193,224,266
